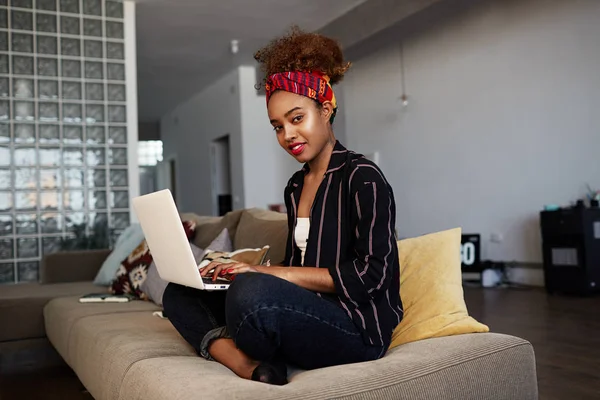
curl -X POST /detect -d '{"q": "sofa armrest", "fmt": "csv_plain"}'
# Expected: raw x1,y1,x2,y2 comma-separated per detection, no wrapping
40,249,111,284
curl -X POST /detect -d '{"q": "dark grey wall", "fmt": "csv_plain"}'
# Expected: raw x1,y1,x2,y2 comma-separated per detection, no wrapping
138,121,160,141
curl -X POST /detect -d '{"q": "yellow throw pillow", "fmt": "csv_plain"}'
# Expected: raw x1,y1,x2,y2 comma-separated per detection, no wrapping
389,228,489,349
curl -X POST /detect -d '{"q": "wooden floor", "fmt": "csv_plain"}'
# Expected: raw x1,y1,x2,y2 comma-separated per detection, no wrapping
0,364,93,400
465,285,600,400
0,286,599,400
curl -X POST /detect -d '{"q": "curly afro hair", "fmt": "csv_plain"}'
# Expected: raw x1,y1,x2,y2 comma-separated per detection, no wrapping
254,26,351,87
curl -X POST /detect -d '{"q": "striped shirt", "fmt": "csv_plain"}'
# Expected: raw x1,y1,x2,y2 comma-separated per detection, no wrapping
283,141,403,347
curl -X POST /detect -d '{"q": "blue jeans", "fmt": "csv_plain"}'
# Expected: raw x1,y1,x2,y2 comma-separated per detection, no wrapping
163,273,385,370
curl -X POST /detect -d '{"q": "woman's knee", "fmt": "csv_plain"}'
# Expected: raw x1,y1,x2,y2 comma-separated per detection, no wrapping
226,273,278,310
225,274,285,355
225,274,283,326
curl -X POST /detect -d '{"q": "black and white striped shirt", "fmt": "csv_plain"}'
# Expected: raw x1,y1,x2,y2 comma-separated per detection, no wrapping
283,141,403,347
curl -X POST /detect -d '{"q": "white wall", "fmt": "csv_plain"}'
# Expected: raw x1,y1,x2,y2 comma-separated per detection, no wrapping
125,1,140,222
343,0,600,263
160,69,245,215
238,66,298,209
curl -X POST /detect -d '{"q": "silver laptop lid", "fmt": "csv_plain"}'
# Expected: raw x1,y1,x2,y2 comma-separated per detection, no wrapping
132,189,205,290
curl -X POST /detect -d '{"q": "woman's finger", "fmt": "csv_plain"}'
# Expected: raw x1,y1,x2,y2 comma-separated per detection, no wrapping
199,262,210,276
223,263,247,272
199,261,219,277
226,263,257,274
225,262,246,270
211,263,231,281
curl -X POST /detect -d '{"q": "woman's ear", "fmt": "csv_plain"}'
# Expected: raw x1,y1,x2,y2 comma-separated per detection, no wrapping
320,101,334,123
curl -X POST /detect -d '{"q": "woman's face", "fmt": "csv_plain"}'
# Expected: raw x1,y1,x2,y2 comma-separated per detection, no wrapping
267,90,333,164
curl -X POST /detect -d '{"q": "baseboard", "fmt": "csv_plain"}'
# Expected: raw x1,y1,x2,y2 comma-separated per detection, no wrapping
463,264,546,288
506,266,545,287
508,262,543,270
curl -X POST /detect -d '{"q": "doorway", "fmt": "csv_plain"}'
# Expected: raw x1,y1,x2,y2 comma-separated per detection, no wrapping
210,135,232,216
156,155,177,205
169,159,177,204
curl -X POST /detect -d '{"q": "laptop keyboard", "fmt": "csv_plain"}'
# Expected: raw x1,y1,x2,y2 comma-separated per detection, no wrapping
202,277,231,285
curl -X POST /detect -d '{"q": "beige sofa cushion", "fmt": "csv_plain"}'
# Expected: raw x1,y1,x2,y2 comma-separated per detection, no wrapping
41,249,111,284
51,305,195,400
234,208,288,265
44,296,161,366
118,333,536,400
0,281,99,342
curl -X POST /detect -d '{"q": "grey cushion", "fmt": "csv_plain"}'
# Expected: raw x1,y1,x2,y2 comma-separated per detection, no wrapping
202,227,233,253
117,333,537,400
93,224,145,285
0,281,100,342
141,243,205,307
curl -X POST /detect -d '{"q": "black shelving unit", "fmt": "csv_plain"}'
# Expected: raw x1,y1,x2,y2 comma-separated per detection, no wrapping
540,208,600,295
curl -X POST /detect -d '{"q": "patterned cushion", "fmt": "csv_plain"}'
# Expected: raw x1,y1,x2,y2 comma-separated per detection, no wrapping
197,246,270,271
110,221,196,299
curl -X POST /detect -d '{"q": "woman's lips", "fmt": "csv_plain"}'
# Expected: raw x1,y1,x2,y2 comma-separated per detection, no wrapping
290,143,306,156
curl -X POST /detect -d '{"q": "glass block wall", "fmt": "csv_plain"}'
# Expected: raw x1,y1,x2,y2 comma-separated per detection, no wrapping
0,0,130,284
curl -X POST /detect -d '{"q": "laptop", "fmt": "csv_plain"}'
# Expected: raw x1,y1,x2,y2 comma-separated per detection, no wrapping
132,189,230,291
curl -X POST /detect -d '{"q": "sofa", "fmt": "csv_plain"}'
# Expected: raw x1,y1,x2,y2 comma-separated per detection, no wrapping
0,249,110,373
1,208,538,399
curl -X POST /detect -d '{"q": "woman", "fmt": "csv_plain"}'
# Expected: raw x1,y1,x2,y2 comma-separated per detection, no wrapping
163,27,402,386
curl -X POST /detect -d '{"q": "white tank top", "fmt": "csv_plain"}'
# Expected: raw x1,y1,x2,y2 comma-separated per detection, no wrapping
294,218,310,265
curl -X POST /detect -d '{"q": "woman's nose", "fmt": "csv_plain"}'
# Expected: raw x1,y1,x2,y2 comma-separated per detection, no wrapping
283,127,297,141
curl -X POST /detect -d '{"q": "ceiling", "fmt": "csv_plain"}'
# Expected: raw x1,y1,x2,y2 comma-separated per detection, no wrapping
135,0,368,122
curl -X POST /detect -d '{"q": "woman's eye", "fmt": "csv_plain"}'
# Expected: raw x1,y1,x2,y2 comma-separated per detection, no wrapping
273,125,282,132
292,115,303,123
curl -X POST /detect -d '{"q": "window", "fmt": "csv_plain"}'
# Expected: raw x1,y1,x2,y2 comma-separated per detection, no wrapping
138,140,163,166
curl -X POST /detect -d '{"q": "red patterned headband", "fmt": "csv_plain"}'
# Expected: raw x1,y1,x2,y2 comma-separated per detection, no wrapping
265,71,338,113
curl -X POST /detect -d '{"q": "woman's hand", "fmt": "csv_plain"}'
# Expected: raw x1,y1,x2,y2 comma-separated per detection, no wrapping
200,262,334,291
200,261,261,282
199,261,291,282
